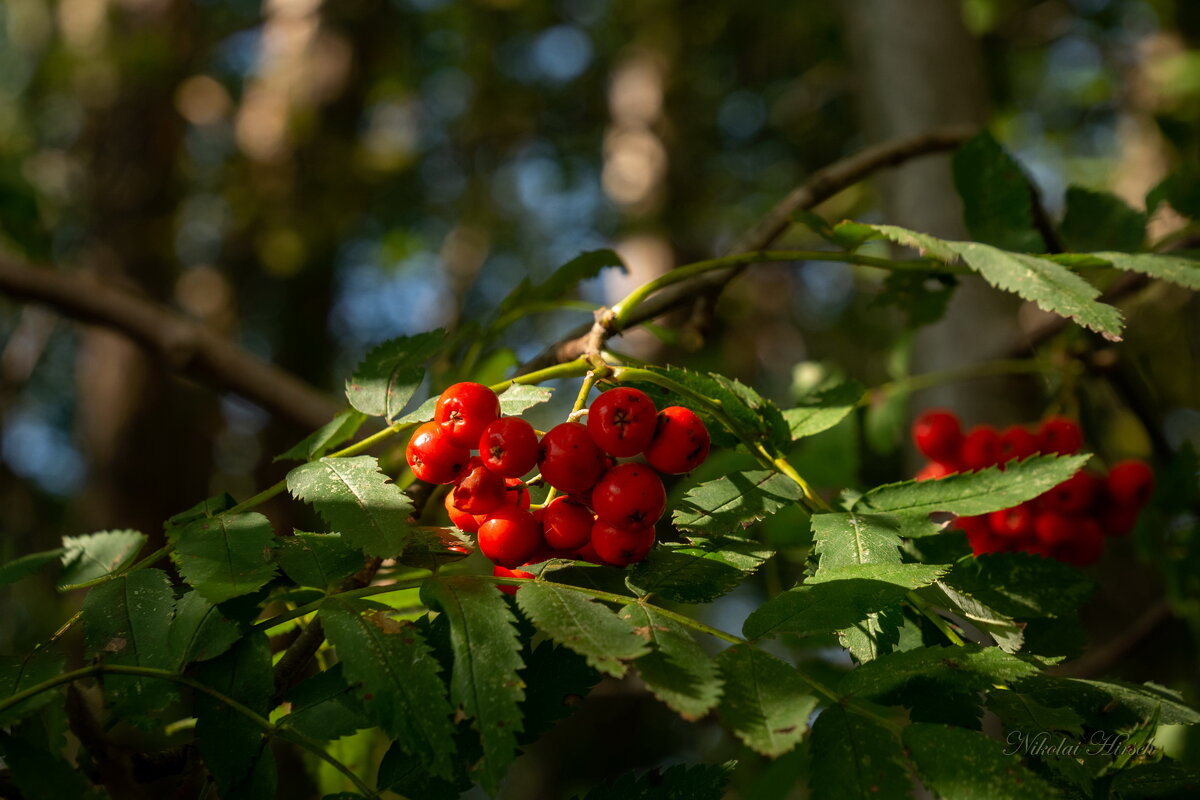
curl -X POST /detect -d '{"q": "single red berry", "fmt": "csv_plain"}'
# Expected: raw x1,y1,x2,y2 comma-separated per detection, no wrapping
1106,460,1155,509
961,425,1002,471
435,382,500,448
1100,505,1140,537
587,387,658,457
493,565,534,596
573,540,603,565
997,426,1038,464
915,461,956,481
538,422,606,494
962,520,1010,555
912,409,963,464
590,520,656,566
644,406,710,474
1055,520,1104,567
1037,416,1083,456
1033,512,1075,547
479,417,539,478
452,458,507,514
988,504,1034,538
500,477,531,510
477,507,541,568
406,421,471,484
541,496,594,551
591,463,666,529
444,492,481,533
1038,471,1100,514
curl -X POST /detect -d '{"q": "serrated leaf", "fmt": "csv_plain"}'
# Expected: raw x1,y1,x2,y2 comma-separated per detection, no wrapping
672,470,805,534
578,762,735,800
345,330,443,419
497,383,554,416
952,131,1045,252
82,568,176,715
395,395,438,425
0,649,66,726
626,536,773,604
639,365,784,447
620,604,723,720
420,576,524,795
320,600,456,778
715,645,817,757
783,380,863,439
195,631,276,800
376,736,471,800
497,249,625,319
276,532,364,589
809,704,911,800
287,456,413,557
0,548,64,587
858,454,1090,517
1089,251,1200,290
811,513,903,573
519,641,602,742
1019,677,1200,726
986,689,1085,736
168,590,241,666
282,664,369,741
918,580,1025,653
945,551,1095,618
839,606,905,664
169,512,277,604
165,492,236,529
839,644,1039,700
275,410,369,462
515,582,647,678
807,563,947,588
1060,187,1146,252
1110,761,1200,799
709,373,791,446
58,530,146,589
904,723,1062,799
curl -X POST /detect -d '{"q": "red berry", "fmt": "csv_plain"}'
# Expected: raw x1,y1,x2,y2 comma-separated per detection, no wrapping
538,422,606,494
988,504,1034,538
960,517,1010,555
912,410,963,464
479,417,539,478
493,565,534,595
444,492,481,533
1033,512,1075,547
1039,471,1099,514
998,426,1038,464
1100,505,1140,537
915,461,956,481
540,496,594,551
435,382,500,448
644,406,710,474
1106,460,1154,509
573,540,603,565
587,387,658,457
591,463,666,529
1055,520,1104,566
452,459,507,514
590,520,655,566
961,425,1002,471
500,477,531,510
1038,416,1083,456
406,422,471,484
477,508,541,568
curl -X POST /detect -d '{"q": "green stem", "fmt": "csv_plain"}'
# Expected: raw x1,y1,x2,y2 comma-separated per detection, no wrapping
491,355,592,393
252,578,428,632
907,591,965,647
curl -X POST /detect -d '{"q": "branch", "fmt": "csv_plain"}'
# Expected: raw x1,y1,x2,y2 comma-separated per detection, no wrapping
516,124,978,374
0,252,341,430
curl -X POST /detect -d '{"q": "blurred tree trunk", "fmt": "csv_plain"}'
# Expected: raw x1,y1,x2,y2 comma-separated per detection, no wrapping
843,0,1034,427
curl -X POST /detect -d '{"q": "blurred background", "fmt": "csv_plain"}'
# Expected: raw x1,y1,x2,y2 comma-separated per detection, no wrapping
1,0,1198,797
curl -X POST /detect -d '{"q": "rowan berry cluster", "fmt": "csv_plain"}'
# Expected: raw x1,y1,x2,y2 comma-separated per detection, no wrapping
912,410,1154,566
405,381,710,587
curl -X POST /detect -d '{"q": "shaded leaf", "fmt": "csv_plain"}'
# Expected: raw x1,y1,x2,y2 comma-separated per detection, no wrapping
58,530,146,589
904,723,1062,799
672,470,805,534
783,380,863,440
376,737,471,800
169,512,277,604
919,580,1025,653
839,644,1039,700
1147,168,1200,220
809,704,911,800
839,606,905,664
1018,677,1200,727
283,664,369,741
275,410,369,462
168,590,242,666
516,582,647,678
0,649,66,726
577,762,735,800
276,532,364,589
627,536,773,604
952,131,1045,252
637,365,787,447
986,689,1085,737
0,548,64,588
165,493,236,530
1089,251,1200,291
945,551,1094,619
1110,761,1200,799
1059,187,1146,252
345,330,443,420
287,456,413,557
0,730,103,800
519,640,601,742
620,604,723,720
497,249,625,318
715,644,817,757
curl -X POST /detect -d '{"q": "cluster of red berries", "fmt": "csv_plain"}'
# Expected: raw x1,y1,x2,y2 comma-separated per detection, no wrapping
912,410,1155,566
405,381,711,586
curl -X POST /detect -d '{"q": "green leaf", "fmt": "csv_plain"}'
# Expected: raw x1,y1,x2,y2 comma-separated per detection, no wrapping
282,664,369,741
808,704,911,800
345,330,444,420
811,513,903,573
619,604,723,720
873,271,957,327
626,536,773,604
917,581,1025,653
986,689,1084,736
496,249,625,318
715,644,817,757
952,131,1045,252
672,470,805,534
1110,761,1200,799
945,551,1094,618
320,599,456,778
0,548,65,588
165,492,236,529
82,568,176,715
275,532,364,589
0,649,66,726
497,383,554,416
169,512,277,604
1059,187,1146,252
783,380,863,440
839,606,905,664
275,410,369,462
0,730,104,800
1147,168,1200,220
515,582,648,678
376,738,470,800
168,590,242,666
58,529,146,589
519,641,602,742
287,456,414,557
858,454,1090,517
1019,677,1200,726
577,762,735,800
195,631,276,800
637,365,787,447
806,563,948,588
395,395,438,425
839,644,1039,700
420,576,525,795
904,723,1062,799
1088,251,1200,290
